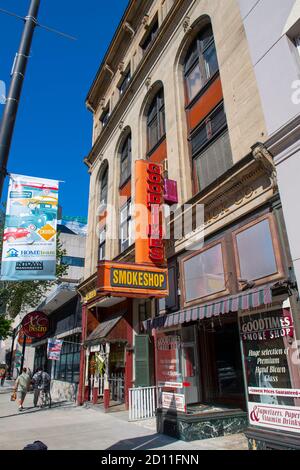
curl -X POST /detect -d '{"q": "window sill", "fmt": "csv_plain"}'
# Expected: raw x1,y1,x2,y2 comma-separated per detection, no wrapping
146,134,166,159
119,176,131,190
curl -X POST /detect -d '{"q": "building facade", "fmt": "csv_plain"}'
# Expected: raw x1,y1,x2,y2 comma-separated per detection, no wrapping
78,0,300,448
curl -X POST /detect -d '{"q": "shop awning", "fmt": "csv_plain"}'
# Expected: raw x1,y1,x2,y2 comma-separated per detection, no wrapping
85,312,125,345
143,285,273,331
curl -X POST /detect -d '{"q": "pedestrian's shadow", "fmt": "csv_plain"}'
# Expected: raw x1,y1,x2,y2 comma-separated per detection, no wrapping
0,401,74,419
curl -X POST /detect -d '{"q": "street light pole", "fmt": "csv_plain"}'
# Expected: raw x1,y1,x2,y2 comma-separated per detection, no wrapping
0,0,40,199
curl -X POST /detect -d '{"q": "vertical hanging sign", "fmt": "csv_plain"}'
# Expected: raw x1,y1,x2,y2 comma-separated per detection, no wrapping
1,174,59,281
135,160,166,267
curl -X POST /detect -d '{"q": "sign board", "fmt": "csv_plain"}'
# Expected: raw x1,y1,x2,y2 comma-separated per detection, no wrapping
135,160,166,266
98,261,168,299
161,392,186,412
240,309,300,435
1,174,59,281
156,331,183,389
21,311,49,339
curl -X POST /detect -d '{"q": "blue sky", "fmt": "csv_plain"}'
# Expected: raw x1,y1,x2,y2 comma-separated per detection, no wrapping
0,0,129,219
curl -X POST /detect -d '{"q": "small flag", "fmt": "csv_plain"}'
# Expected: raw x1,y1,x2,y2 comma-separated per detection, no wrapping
47,338,63,361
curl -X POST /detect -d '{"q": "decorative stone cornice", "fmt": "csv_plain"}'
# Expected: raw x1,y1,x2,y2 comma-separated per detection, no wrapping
104,63,114,77
142,14,150,29
182,15,192,34
123,21,135,37
145,76,152,89
252,142,278,191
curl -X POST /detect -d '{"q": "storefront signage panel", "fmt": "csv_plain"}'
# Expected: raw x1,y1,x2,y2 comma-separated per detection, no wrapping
156,331,183,389
21,311,49,339
135,160,166,267
161,392,186,412
240,309,300,434
98,261,168,299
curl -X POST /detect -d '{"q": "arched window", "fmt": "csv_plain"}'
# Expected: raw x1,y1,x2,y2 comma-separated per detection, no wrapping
184,25,219,102
120,134,132,187
100,165,108,206
147,90,166,152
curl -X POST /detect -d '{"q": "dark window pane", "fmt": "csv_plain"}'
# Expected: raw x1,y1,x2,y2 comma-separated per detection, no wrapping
141,20,158,53
184,243,225,302
100,167,108,205
203,42,218,80
120,136,131,186
194,130,232,190
119,70,131,95
148,117,159,150
236,219,278,281
184,41,199,73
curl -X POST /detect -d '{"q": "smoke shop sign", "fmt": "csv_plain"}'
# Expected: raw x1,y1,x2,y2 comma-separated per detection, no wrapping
98,261,169,299
21,311,49,339
240,310,300,434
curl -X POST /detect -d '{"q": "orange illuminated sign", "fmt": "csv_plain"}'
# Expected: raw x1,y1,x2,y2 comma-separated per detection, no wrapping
135,160,166,267
98,261,168,299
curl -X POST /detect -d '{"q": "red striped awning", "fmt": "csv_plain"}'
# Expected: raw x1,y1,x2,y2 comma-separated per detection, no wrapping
143,285,273,331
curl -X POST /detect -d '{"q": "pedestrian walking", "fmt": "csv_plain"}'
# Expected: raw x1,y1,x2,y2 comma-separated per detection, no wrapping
0,364,7,386
32,368,51,407
13,367,31,411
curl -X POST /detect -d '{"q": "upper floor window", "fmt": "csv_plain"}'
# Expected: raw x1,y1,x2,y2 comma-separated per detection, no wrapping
100,165,108,207
120,199,133,253
120,135,132,187
233,216,284,287
99,226,106,261
118,69,131,96
191,103,232,192
100,105,110,128
184,25,219,103
141,18,159,55
147,90,166,153
183,241,227,304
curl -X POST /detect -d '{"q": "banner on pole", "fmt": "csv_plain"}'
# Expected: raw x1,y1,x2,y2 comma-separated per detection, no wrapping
1,174,59,281
47,338,63,361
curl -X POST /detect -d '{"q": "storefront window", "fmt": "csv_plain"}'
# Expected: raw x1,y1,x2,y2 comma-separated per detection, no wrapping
240,309,300,434
183,242,226,303
53,334,81,384
235,218,278,282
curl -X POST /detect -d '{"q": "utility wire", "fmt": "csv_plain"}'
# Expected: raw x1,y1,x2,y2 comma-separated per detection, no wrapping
0,7,77,41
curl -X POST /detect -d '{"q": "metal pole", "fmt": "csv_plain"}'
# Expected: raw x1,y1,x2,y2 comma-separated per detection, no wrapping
19,333,27,372
7,327,17,379
0,0,40,198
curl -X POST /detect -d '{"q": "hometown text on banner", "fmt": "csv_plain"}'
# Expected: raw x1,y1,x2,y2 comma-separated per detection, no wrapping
47,339,63,361
1,174,59,281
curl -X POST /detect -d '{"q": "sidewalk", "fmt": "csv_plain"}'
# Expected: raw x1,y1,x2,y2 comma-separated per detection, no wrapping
0,380,14,394
0,391,248,450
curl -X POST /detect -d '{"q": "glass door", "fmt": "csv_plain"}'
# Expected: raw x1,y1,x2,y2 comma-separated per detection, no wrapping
181,325,201,404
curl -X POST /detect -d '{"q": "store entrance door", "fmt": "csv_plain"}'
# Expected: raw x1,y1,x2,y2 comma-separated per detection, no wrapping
200,317,246,409
181,325,201,405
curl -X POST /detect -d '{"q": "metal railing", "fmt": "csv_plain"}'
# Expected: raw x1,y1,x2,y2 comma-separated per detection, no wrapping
98,373,125,403
129,386,157,421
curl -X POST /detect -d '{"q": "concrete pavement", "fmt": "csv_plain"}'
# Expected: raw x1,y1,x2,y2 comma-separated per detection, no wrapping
0,386,248,450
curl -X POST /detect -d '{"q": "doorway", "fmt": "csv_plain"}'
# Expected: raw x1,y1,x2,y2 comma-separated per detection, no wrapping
199,317,246,409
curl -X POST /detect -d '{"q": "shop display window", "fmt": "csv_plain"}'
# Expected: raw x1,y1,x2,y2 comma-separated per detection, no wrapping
233,215,284,287
182,241,227,304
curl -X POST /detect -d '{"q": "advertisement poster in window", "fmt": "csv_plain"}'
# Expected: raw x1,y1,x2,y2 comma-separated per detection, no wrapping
240,309,300,434
155,330,183,389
